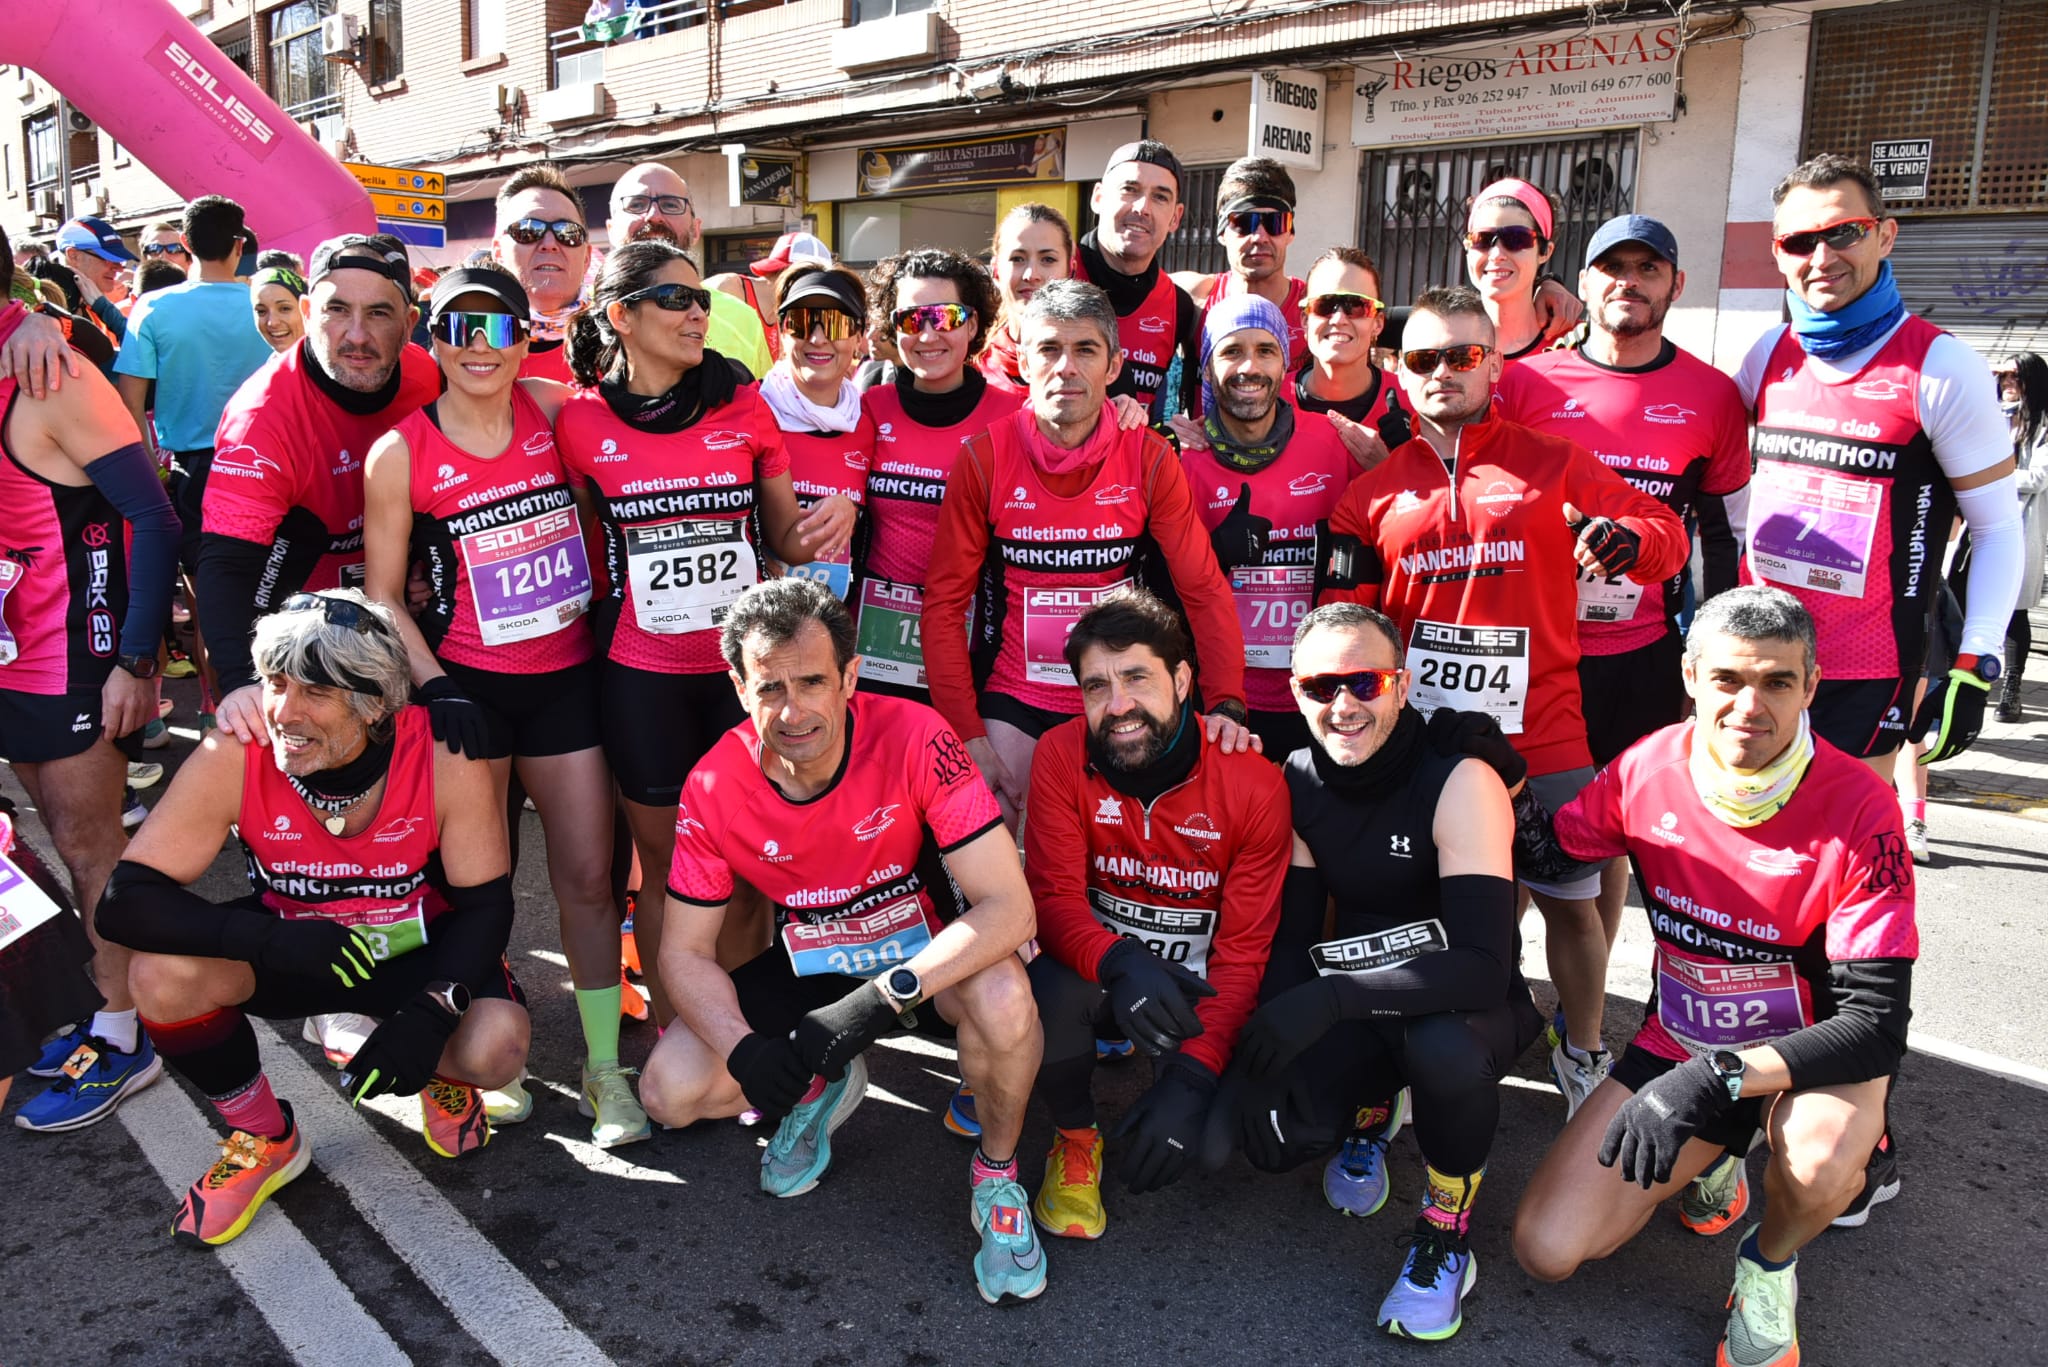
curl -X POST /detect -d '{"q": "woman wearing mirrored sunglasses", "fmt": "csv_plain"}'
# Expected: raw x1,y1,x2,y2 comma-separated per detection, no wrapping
361,264,646,1144
554,240,846,1017
1463,178,1579,368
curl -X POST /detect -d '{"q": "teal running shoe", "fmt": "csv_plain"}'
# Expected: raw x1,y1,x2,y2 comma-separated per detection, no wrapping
760,1055,867,1198
970,1172,1047,1304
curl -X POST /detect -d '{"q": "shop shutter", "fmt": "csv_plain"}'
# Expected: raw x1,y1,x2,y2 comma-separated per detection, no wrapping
1888,215,2048,361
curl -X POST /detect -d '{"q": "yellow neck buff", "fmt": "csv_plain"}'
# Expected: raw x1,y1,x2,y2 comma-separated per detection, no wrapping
1688,712,1815,828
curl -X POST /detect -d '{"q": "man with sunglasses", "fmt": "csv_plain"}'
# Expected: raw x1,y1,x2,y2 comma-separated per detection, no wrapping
1071,140,1201,417
200,234,440,749
604,162,772,380
1205,601,1539,1342
1173,158,1309,371
140,221,191,278
492,163,592,384
1318,285,1688,1119
1736,153,2020,776
98,589,529,1246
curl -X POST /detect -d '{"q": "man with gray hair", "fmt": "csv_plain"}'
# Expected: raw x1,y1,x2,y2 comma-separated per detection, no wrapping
920,278,1252,828
96,589,528,1249
1511,586,1918,1367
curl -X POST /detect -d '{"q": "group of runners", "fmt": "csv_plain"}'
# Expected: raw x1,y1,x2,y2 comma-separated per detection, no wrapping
1,135,2038,1367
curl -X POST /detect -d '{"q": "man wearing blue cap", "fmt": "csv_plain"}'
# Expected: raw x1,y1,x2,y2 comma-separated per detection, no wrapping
52,217,136,351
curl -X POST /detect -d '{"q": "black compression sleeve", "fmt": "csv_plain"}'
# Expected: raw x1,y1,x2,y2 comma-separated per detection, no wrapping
197,533,272,691
1174,290,1201,419
96,859,277,959
1512,787,1603,885
1769,958,1913,1089
82,442,179,659
1695,493,1740,600
1323,874,1515,1019
424,875,517,994
1259,865,1328,1002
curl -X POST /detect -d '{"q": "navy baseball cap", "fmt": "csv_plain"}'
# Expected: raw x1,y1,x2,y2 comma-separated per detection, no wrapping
1585,214,1679,268
56,217,137,264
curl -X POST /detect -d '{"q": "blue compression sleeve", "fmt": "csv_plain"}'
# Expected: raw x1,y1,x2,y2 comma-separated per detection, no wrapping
82,441,179,658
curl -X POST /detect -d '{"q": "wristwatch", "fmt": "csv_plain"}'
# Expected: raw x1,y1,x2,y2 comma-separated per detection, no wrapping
878,966,923,1014
1708,1049,1747,1104
1953,653,2001,684
117,652,160,679
423,980,472,1018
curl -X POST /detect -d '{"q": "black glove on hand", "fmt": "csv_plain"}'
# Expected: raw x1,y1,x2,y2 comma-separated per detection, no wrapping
793,981,898,1081
1913,668,1991,764
1114,1055,1219,1195
1098,938,1217,1056
1215,1064,1331,1173
1235,976,1344,1081
340,992,459,1103
417,676,491,760
225,915,381,988
1425,707,1528,791
1598,1056,1735,1188
1208,483,1274,573
726,1032,813,1120
1565,506,1643,576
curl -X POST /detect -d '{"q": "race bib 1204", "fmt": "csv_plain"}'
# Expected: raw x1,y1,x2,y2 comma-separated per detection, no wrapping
462,505,593,646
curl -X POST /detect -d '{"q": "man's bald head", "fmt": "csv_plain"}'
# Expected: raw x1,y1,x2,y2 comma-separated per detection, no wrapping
609,163,699,252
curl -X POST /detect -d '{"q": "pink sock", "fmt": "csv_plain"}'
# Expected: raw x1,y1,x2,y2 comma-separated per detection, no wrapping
212,1074,288,1140
1907,799,1927,821
798,1074,828,1105
971,1147,1018,1185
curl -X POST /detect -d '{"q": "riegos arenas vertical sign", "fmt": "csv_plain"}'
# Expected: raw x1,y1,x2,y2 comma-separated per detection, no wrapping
1250,68,1326,171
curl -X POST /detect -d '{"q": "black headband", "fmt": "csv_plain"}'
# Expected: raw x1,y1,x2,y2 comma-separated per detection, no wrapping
309,235,413,299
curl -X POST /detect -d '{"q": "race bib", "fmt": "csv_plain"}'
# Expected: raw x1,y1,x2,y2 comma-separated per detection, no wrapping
781,897,938,979
1574,562,1645,625
461,505,593,646
856,578,929,688
1656,945,1808,1055
1089,891,1216,977
1407,620,1530,734
277,900,428,962
624,518,756,635
1310,918,1449,977
787,550,853,603
0,558,21,667
338,562,368,590
0,846,64,953
1231,565,1314,668
1023,581,1132,686
1747,464,1880,598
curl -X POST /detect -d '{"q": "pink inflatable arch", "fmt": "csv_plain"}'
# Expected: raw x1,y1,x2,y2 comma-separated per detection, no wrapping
5,0,374,261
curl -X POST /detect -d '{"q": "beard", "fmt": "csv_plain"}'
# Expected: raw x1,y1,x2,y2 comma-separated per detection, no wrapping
1085,705,1177,772
1602,291,1672,339
1216,375,1277,423
627,221,679,245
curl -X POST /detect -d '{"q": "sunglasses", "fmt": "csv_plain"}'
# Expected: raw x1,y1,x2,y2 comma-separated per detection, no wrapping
621,282,713,313
892,303,973,335
142,243,190,258
434,311,528,349
503,217,589,248
614,194,692,217
1400,343,1492,375
1465,226,1545,254
1224,209,1294,238
780,307,860,341
1771,217,1880,257
1305,292,1385,320
1294,669,1403,705
281,593,377,633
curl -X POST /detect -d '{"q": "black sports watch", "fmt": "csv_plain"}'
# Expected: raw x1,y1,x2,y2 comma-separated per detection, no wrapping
879,966,923,1013
1708,1049,1746,1104
423,981,472,1018
117,652,160,679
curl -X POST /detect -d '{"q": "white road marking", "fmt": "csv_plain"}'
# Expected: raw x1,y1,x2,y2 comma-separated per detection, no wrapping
114,1077,412,1367
1908,1032,2048,1093
542,1130,686,1182
873,1033,958,1060
253,1021,617,1367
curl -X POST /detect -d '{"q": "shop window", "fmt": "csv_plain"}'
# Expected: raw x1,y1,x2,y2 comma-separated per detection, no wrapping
1355,131,1638,307
851,0,933,24
366,0,403,84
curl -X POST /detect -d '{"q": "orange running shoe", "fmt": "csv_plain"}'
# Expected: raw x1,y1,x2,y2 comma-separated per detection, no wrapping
620,965,650,1022
420,1078,492,1158
173,1103,311,1247
620,892,643,976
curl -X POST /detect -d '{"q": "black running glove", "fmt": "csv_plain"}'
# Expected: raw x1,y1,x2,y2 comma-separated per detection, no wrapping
1115,1055,1219,1194
1598,1056,1734,1188
1564,504,1643,576
220,915,381,989
1234,976,1344,1080
1202,1060,1332,1173
1914,668,1991,764
726,1032,813,1120
417,675,490,761
1426,707,1528,791
793,981,898,1081
1097,938,1217,1057
341,992,459,1103
1209,483,1273,573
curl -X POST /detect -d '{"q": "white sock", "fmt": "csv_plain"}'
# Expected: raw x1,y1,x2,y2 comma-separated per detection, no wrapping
1564,1038,1605,1064
91,1008,139,1053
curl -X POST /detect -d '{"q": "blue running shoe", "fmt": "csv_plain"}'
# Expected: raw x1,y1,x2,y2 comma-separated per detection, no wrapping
971,1173,1047,1304
1324,1087,1411,1217
1095,1037,1134,1062
27,1024,88,1079
944,1083,981,1139
760,1056,867,1199
15,1034,163,1133
1378,1225,1477,1341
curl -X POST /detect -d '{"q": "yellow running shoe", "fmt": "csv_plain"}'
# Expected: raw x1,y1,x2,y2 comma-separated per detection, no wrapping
1032,1125,1106,1240
173,1103,311,1247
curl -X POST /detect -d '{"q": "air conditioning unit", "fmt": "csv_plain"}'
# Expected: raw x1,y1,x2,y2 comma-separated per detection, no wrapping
536,80,607,125
311,113,348,148
320,13,361,58
831,10,940,72
87,193,110,216
32,188,63,218
65,107,94,134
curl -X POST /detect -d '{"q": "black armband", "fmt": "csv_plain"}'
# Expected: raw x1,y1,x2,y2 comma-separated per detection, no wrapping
1771,958,1913,1090
424,875,517,994
81,442,179,659
197,533,272,692
96,859,272,960
1313,521,1381,597
1321,874,1514,1020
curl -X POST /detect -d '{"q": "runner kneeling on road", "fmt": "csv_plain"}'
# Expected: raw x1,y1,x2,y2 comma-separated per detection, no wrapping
1204,601,1540,1343
1509,586,1917,1367
638,578,1048,1305
1023,587,1289,1238
96,591,529,1248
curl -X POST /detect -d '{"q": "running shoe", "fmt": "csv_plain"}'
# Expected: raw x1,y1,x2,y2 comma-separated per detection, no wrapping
420,1078,492,1158
127,760,164,790
1095,1037,1134,1062
1543,1010,1564,1053
761,1056,867,1198
158,697,176,718
174,1101,311,1247
301,1012,376,1069
620,894,642,976
142,718,170,750
14,1033,163,1132
1324,1090,1410,1219
482,1077,534,1126
1830,1133,1901,1228
1032,1125,1106,1239
1681,1152,1751,1237
1548,1040,1612,1121
972,1172,1048,1304
163,649,197,679
121,790,147,830
580,1062,652,1148
1719,1236,1799,1367
27,1023,87,1078
944,1083,980,1139
1378,1224,1477,1341
1905,818,1930,865
619,965,649,1022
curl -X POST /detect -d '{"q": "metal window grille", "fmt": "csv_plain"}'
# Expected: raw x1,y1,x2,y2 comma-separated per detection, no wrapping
1156,162,1228,277
1355,131,1638,307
